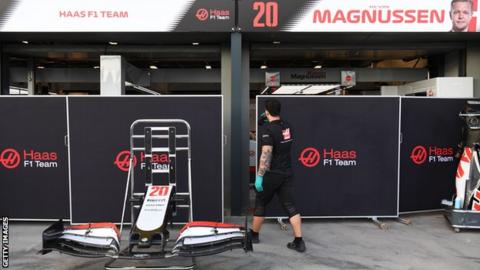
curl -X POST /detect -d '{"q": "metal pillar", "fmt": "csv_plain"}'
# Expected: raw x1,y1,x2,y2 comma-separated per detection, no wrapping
221,44,232,215
27,59,35,95
459,49,467,77
0,49,9,95
240,40,251,214
229,32,250,215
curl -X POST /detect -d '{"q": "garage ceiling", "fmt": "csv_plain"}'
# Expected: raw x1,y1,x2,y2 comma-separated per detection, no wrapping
3,32,477,69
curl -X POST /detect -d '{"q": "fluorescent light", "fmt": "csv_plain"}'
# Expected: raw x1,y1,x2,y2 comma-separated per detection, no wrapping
93,65,100,69
149,65,158,70
205,65,212,70
37,66,45,69
108,41,118,46
273,41,281,44
21,40,29,44
192,42,199,46
260,65,268,69
314,65,322,69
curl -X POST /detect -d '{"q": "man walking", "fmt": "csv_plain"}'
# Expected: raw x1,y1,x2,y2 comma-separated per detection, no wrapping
251,98,306,252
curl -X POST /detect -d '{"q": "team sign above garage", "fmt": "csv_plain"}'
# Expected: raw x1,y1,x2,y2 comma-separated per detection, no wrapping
239,0,479,32
0,0,234,32
1,0,477,32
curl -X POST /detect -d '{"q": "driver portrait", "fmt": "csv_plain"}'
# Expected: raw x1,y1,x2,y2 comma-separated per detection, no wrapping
450,0,474,32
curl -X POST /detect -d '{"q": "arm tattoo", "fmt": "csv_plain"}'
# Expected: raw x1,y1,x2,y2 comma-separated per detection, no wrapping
258,146,273,176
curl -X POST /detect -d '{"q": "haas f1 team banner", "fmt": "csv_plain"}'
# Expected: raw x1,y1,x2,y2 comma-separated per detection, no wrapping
0,97,69,220
257,96,400,217
0,0,234,32
68,96,222,224
399,98,467,213
239,0,479,32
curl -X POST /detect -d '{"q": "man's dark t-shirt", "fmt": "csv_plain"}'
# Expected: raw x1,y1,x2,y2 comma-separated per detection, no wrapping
260,119,293,176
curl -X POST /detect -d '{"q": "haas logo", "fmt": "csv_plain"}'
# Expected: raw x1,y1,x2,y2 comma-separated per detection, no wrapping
282,128,291,140
299,147,320,168
410,146,427,165
196,9,209,21
114,151,137,172
0,148,21,169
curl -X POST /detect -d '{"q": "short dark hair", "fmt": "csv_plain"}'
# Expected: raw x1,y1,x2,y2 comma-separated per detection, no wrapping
265,98,281,116
451,0,473,8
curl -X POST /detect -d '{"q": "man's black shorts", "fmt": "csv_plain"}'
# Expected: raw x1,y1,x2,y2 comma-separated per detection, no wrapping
255,172,298,217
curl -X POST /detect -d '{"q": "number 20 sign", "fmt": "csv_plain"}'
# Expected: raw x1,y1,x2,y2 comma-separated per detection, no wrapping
253,1,279,28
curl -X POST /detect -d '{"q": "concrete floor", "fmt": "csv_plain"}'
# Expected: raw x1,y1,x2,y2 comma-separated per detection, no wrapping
6,213,480,270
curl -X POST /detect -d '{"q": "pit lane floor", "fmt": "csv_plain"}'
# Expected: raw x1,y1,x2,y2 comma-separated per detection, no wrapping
5,213,480,270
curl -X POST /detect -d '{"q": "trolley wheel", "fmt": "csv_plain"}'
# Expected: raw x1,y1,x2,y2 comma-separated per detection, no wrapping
277,218,288,231
454,228,461,233
371,217,389,230
379,223,390,230
397,218,412,225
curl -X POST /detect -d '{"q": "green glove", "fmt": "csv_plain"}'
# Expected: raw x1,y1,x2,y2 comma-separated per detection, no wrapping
255,175,263,192
258,112,269,126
